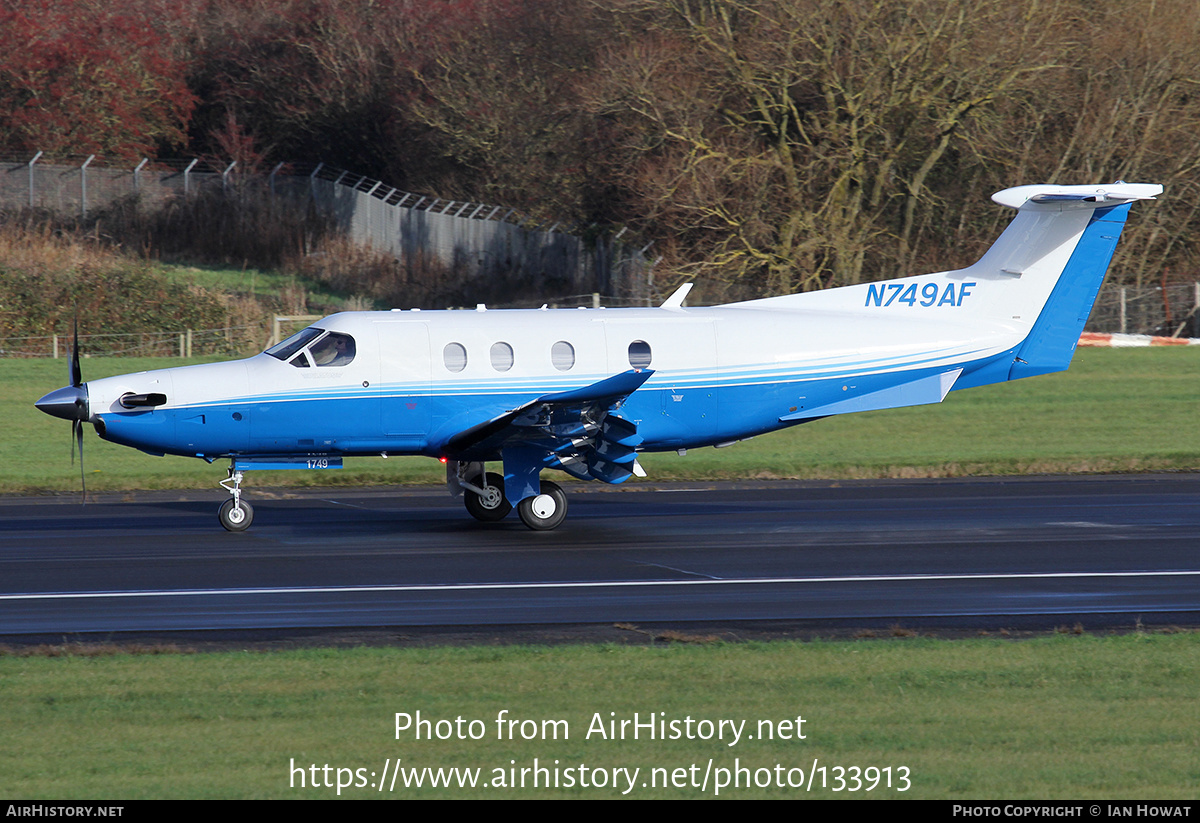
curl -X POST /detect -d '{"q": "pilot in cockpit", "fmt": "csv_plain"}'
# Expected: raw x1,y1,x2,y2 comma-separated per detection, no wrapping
311,332,355,366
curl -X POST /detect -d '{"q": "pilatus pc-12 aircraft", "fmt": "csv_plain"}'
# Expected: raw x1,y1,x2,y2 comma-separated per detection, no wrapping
36,182,1161,531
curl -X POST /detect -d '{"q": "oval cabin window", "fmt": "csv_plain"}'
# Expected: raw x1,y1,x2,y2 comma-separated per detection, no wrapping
443,342,467,373
490,342,514,372
628,339,652,369
551,341,575,371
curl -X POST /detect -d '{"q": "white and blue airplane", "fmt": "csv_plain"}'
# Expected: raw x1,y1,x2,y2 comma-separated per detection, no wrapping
36,182,1161,530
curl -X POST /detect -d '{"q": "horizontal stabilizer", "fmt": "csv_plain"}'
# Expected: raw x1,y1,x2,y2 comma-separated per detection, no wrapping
992,183,1162,210
780,368,962,421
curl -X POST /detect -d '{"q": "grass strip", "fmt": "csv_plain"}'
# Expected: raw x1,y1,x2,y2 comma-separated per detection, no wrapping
2,631,1197,799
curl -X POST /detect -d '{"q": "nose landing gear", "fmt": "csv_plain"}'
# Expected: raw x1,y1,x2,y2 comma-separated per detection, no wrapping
218,467,254,532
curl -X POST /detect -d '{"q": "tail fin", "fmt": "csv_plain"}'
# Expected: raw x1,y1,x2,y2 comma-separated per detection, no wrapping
977,183,1161,380
725,181,1160,387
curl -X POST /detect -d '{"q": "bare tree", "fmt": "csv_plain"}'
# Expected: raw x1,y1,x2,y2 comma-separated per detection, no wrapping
586,0,1067,298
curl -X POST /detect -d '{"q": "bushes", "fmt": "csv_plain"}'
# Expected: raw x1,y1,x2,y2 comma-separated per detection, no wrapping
0,218,229,341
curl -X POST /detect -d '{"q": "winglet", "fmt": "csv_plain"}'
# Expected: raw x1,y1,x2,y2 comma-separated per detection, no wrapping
660,283,693,311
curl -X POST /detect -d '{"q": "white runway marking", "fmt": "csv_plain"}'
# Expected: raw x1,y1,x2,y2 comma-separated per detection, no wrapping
4,569,1200,601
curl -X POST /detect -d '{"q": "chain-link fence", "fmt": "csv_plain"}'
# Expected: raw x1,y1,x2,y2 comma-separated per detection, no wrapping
0,154,245,216
1,154,654,300
306,165,651,297
1087,282,1200,338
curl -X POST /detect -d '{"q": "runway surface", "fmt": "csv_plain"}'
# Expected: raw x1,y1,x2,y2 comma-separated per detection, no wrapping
2,474,1198,638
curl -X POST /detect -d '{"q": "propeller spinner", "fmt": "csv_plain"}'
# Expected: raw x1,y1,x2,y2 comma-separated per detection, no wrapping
34,322,91,500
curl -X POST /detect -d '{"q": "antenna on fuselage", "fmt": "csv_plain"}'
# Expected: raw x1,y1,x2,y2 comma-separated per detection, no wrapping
660,283,693,311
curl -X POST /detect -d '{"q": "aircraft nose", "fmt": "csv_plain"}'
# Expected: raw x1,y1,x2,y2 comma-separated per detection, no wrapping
35,385,90,422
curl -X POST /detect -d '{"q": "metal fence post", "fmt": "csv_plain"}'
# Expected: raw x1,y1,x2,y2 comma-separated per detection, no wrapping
80,155,95,217
222,161,236,194
308,162,324,200
133,158,148,193
27,151,42,208
183,159,198,196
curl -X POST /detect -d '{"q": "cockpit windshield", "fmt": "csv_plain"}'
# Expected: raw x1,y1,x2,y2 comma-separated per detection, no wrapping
265,327,356,368
266,327,325,361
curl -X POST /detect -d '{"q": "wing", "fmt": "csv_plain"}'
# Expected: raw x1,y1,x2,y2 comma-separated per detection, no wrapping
444,369,653,501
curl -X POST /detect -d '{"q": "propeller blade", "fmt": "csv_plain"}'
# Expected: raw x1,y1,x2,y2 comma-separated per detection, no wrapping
76,418,86,504
70,314,82,388
59,311,85,503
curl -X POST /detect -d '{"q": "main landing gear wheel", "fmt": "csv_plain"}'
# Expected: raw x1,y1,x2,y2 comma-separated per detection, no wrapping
517,480,567,531
464,472,512,522
218,498,254,532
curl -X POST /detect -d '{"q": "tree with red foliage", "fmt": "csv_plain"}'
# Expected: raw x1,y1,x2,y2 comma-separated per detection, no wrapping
0,0,195,160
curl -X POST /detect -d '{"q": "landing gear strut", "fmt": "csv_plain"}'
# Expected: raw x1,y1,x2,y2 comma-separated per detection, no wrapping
218,466,254,531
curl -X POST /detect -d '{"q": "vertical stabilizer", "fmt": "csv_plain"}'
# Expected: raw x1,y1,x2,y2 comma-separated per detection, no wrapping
1007,203,1130,380
976,183,1161,381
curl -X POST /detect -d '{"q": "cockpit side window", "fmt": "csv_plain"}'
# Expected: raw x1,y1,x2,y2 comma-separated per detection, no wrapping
309,332,356,367
266,327,324,361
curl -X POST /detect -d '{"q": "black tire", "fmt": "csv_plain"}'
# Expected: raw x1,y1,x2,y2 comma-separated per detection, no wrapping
464,471,512,522
218,498,254,532
517,480,568,531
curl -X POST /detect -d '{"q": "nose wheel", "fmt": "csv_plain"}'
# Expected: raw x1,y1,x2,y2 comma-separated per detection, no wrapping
517,480,567,531
218,466,254,532
218,497,254,531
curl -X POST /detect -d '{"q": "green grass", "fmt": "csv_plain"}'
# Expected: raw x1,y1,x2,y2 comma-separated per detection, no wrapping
159,263,376,311
2,633,1197,799
5,348,1198,494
